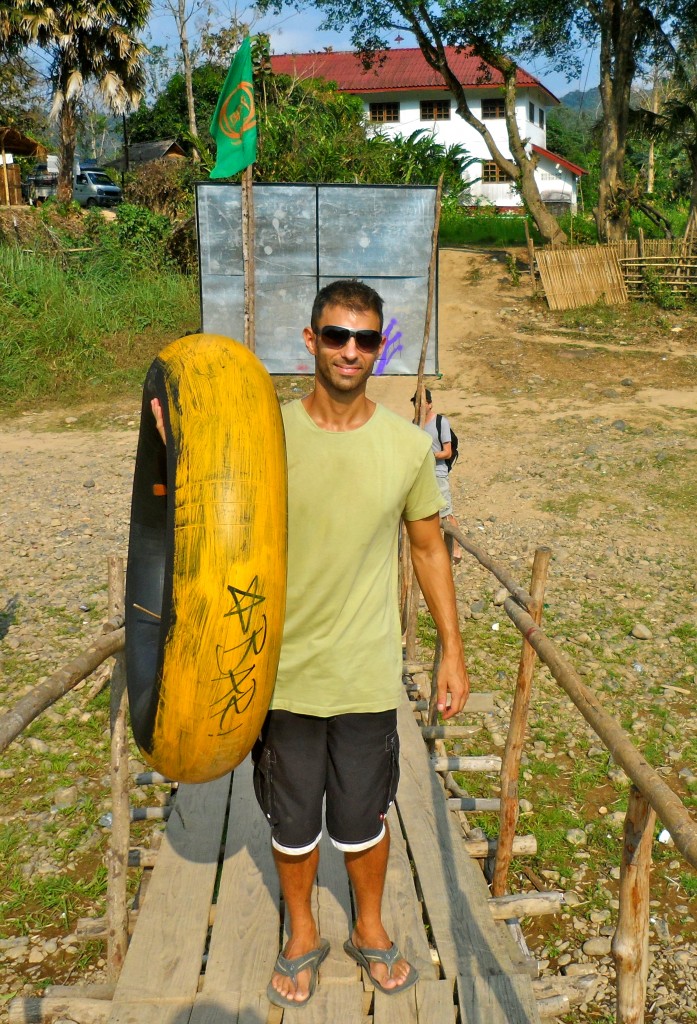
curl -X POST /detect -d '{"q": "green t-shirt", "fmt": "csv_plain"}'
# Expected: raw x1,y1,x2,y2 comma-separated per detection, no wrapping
270,400,444,716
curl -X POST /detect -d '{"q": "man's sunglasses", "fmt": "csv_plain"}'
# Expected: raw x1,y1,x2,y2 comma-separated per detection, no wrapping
316,325,383,353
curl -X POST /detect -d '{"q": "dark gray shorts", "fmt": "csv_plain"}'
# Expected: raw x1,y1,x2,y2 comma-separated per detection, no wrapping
252,709,399,855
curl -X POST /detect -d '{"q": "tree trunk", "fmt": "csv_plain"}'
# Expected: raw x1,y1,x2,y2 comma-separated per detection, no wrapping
594,0,637,241
177,0,200,161
57,97,78,203
501,70,567,246
403,13,566,245
689,154,697,223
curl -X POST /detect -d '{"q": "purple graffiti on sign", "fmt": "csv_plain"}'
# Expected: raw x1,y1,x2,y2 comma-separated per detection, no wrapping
375,318,403,375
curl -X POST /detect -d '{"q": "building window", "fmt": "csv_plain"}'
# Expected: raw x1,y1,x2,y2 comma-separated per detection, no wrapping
529,101,535,122
420,99,450,120
538,108,545,129
481,161,512,184
369,102,400,123
482,98,505,119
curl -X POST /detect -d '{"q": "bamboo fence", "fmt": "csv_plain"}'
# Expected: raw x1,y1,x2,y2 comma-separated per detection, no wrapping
534,230,697,309
535,247,628,309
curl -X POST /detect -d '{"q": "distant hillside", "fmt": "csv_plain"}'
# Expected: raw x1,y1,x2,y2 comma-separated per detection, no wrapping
560,84,649,113
559,86,601,114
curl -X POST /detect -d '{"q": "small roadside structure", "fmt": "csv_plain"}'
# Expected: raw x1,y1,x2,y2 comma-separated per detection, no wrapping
107,138,186,171
0,127,47,206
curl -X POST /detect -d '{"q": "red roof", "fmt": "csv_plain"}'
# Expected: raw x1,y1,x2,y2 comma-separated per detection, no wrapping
270,47,559,104
532,143,586,176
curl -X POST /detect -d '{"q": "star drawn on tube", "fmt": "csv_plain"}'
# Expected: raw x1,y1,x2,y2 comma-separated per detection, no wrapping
224,575,266,633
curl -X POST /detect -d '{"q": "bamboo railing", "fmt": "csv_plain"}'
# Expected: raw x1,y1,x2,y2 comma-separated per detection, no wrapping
3,536,697,1024
434,521,697,1023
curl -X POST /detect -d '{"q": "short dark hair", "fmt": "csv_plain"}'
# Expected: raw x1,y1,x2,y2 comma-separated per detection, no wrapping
411,388,432,404
311,279,384,331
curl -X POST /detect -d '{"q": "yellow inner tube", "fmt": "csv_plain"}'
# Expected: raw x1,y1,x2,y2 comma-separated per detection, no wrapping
126,334,287,783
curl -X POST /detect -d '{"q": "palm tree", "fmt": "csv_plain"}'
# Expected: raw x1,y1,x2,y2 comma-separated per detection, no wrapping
636,53,697,223
19,0,150,199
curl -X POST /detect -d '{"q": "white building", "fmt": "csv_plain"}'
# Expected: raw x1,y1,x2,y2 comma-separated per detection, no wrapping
271,46,585,214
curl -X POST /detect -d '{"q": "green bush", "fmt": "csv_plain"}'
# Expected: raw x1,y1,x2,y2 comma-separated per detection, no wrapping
123,159,198,219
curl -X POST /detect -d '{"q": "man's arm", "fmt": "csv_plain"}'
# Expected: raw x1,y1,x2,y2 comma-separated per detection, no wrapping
405,513,469,719
434,441,452,463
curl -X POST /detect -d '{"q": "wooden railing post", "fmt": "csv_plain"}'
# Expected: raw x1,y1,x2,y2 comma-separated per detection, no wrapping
492,546,551,897
612,786,656,1024
106,556,130,981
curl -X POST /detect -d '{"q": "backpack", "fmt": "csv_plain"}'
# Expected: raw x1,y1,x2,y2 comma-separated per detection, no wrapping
436,414,459,472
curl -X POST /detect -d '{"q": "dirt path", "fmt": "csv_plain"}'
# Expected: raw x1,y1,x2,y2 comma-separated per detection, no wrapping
1,248,696,1021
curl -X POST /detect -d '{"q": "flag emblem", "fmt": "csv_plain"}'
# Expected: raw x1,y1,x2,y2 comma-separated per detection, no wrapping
210,37,257,179
218,81,256,140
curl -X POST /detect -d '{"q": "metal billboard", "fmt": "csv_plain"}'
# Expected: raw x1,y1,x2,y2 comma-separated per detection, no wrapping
196,182,438,375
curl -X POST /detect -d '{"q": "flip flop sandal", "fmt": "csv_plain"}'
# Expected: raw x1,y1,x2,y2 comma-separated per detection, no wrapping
343,939,419,996
266,938,330,1009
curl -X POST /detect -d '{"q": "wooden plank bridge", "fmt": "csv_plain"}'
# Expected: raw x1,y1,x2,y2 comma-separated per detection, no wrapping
106,697,541,1024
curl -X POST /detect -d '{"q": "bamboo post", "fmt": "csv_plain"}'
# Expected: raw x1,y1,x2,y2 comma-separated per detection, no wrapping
492,546,551,897
106,556,129,980
503,599,697,868
403,175,444,655
404,567,421,662
1,143,10,206
524,220,537,295
412,173,443,418
241,164,255,351
612,786,656,1024
399,531,411,632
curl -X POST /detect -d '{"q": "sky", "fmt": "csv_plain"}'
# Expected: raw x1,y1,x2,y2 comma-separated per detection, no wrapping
146,3,600,104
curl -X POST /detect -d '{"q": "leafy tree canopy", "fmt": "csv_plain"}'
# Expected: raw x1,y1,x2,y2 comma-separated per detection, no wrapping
129,55,473,193
128,63,225,146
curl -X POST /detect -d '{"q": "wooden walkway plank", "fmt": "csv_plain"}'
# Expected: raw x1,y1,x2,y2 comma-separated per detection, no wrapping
381,807,439,982
396,699,512,978
190,992,268,1024
196,757,280,1002
416,981,458,1023
281,980,365,1022
314,832,355,981
108,773,232,1024
457,974,541,1024
373,980,456,1024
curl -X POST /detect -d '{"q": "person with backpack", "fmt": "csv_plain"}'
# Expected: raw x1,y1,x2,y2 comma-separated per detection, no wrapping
411,388,463,564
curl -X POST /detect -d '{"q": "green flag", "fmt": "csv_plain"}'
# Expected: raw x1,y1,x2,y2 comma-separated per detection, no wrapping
210,36,257,179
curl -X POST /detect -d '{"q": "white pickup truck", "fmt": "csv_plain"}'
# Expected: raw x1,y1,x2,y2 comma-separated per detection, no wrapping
23,165,123,207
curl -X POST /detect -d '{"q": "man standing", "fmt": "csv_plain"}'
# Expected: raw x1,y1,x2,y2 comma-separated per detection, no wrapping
254,280,470,1007
411,388,463,563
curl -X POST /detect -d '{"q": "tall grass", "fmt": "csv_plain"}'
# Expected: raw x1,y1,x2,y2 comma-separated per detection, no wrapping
440,209,542,246
0,246,199,407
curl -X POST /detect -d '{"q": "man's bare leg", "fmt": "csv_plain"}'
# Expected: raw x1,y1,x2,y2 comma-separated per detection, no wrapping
344,824,412,990
270,845,321,1003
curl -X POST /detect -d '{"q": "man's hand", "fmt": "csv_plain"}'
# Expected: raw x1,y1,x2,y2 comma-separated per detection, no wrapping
436,651,470,721
151,398,166,445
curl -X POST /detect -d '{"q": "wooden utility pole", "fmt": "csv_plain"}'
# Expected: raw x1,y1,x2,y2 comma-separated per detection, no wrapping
241,164,256,351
